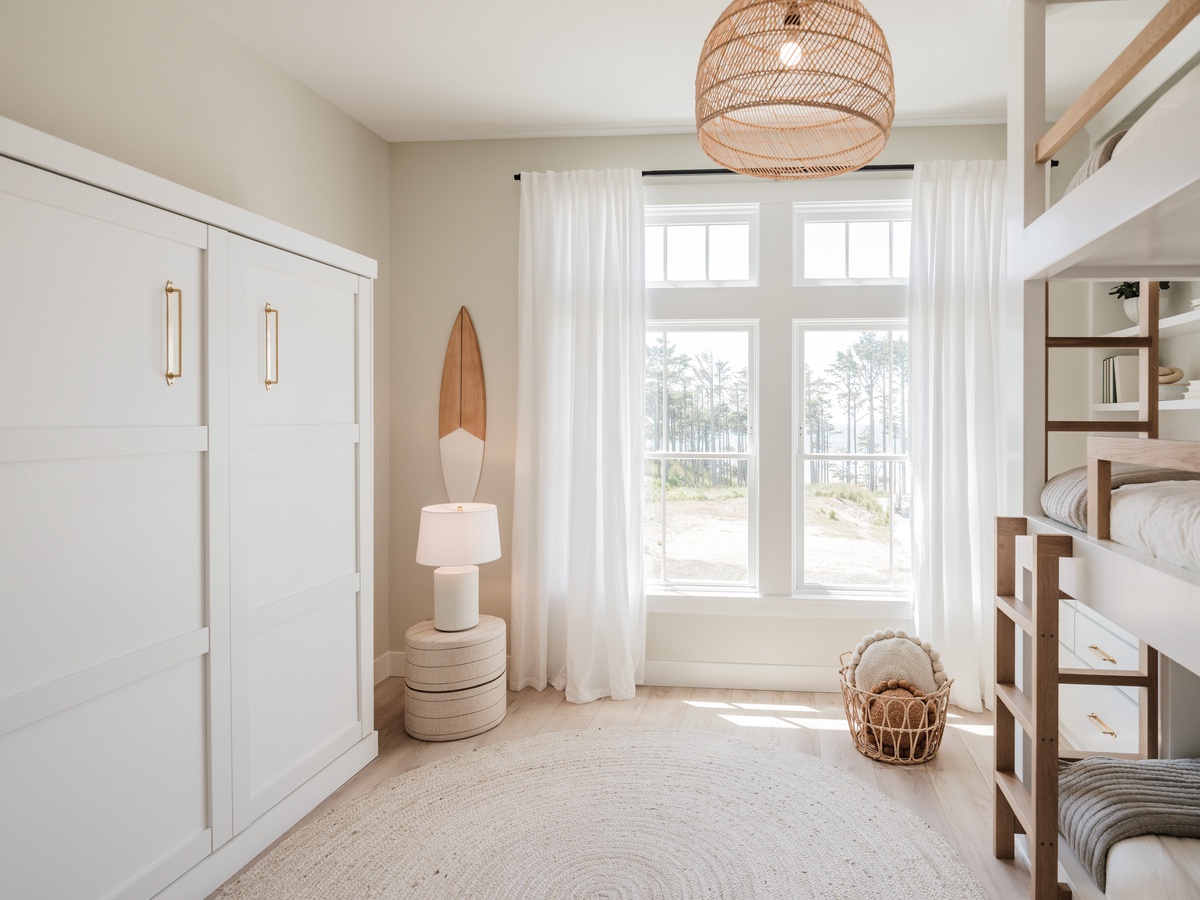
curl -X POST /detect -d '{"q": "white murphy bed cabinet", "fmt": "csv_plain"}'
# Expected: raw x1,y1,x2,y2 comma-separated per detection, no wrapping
0,118,377,899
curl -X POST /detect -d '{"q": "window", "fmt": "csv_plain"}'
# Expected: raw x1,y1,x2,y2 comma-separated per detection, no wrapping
795,323,910,591
644,324,755,588
794,201,911,284
645,205,758,287
643,181,911,609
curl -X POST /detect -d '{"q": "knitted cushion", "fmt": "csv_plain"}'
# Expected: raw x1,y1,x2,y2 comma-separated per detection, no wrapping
847,629,945,694
867,680,930,752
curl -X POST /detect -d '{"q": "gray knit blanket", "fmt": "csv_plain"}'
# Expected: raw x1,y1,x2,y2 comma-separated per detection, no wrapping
1059,756,1200,891
1040,463,1200,531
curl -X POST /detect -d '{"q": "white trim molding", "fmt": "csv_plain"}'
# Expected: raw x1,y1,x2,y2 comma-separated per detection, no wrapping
374,651,405,684
644,659,840,693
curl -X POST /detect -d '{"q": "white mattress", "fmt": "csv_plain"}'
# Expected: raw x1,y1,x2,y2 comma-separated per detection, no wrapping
1110,481,1200,573
1105,835,1200,900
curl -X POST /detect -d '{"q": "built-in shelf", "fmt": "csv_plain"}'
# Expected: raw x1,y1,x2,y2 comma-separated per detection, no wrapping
1092,399,1200,412
1104,307,1200,339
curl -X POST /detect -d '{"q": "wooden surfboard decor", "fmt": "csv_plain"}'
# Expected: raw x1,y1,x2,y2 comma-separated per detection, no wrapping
438,306,486,502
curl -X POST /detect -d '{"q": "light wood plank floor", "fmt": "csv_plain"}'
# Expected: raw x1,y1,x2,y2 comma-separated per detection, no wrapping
215,681,1030,899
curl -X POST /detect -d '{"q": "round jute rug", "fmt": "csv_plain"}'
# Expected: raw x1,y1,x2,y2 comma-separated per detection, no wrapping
217,727,988,899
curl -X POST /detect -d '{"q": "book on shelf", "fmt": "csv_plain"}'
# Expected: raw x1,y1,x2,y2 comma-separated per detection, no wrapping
1101,356,1116,403
1114,356,1139,403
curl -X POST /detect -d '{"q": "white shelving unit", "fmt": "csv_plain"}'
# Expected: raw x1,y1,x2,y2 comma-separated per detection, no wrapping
1093,399,1200,411
1104,307,1200,340
1092,307,1200,412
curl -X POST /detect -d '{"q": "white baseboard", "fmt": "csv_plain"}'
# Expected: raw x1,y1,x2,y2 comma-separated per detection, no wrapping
377,654,839,692
374,651,404,684
644,660,840,693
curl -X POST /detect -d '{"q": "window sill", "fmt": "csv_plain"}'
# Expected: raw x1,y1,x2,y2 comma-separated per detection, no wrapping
646,591,912,619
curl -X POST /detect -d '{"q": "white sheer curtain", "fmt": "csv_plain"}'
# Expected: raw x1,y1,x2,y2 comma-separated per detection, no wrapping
910,160,1007,713
510,169,646,704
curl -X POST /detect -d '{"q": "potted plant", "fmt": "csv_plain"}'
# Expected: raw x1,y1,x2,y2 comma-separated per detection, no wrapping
1109,281,1170,323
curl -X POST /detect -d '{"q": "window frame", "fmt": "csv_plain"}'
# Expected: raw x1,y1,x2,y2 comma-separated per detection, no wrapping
791,318,911,599
793,200,912,287
645,204,760,289
644,319,759,592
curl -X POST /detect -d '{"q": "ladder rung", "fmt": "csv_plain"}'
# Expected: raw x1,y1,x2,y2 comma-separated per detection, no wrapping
997,682,1034,734
1058,667,1154,688
996,770,1033,834
1046,336,1152,349
1047,420,1153,433
997,594,1034,635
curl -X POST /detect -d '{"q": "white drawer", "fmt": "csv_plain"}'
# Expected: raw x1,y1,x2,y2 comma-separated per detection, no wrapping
1059,599,1075,651
1074,603,1138,647
1073,611,1142,704
1058,644,1141,755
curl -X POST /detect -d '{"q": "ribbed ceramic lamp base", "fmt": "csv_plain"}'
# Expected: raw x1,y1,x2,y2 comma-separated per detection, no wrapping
433,565,480,632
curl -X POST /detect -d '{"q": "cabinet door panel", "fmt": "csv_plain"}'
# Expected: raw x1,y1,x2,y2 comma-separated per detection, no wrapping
229,234,370,834
248,594,359,802
0,658,209,900
0,163,207,428
242,248,358,426
246,444,357,609
0,453,205,697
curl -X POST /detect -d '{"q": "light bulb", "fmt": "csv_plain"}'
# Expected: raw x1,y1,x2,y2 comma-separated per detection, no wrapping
779,40,803,67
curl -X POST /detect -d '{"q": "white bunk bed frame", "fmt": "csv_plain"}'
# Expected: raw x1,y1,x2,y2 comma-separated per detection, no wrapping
999,2,1200,899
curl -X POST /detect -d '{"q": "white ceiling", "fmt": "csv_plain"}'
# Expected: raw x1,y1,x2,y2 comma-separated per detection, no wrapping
183,0,1162,143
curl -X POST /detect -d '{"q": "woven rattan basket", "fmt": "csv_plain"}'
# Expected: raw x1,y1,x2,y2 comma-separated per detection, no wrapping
838,651,952,765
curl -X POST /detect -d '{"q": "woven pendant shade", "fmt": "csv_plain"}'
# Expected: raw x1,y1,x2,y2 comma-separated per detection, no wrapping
696,0,895,179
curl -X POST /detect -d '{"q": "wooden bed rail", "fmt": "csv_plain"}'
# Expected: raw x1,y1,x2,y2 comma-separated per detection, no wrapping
1036,0,1200,164
1087,436,1200,538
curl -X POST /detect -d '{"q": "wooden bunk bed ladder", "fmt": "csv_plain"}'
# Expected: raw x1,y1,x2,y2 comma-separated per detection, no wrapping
993,517,1160,900
1044,281,1160,480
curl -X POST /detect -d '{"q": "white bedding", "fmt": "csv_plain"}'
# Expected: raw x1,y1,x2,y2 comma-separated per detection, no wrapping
1110,481,1200,573
1106,835,1200,900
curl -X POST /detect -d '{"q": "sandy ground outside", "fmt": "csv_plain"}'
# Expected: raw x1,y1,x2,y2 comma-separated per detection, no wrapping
645,491,911,586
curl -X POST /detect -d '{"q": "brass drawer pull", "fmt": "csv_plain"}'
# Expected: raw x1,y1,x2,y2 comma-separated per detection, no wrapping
1087,712,1117,737
264,303,280,390
1087,644,1118,665
165,281,183,385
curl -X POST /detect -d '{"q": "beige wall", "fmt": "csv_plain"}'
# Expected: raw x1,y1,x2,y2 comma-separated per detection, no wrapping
0,0,1019,681
390,125,1007,676
0,0,392,658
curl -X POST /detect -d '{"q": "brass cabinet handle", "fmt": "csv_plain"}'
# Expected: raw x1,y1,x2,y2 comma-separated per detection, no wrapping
1087,712,1117,737
264,303,279,390
165,281,183,385
1087,644,1118,665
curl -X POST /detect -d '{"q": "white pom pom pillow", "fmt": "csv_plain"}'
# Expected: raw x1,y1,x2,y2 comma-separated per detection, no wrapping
846,628,947,694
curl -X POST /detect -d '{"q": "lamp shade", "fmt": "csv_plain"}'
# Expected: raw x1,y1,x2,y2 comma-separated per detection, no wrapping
416,502,501,567
696,0,895,179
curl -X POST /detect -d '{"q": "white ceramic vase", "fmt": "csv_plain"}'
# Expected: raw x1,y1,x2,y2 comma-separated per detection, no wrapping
1122,288,1170,324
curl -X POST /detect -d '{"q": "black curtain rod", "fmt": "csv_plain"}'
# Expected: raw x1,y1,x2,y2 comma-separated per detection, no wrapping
512,161,1055,181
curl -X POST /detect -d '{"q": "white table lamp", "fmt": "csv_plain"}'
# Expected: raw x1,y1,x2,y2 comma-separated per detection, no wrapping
416,502,501,632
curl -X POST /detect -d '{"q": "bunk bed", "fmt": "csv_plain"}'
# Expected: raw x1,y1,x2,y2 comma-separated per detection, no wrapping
997,2,1200,898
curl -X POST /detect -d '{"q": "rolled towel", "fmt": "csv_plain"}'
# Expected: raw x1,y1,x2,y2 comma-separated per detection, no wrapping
1159,367,1185,384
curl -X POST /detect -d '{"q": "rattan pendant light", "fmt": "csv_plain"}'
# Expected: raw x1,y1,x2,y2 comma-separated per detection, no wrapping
696,0,895,179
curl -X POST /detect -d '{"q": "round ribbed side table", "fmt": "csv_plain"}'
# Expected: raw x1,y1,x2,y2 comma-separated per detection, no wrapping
404,615,506,742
